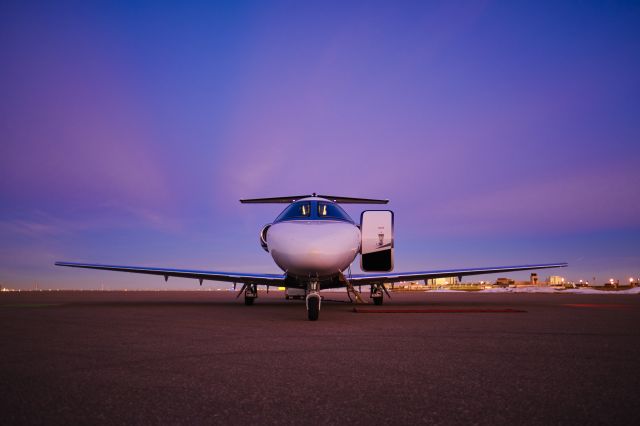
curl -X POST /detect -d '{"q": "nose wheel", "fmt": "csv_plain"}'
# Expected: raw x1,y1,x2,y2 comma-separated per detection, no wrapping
306,293,320,321
306,280,321,321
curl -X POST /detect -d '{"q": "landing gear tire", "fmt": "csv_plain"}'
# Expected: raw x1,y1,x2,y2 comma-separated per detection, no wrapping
370,284,383,306
307,295,320,321
244,284,257,306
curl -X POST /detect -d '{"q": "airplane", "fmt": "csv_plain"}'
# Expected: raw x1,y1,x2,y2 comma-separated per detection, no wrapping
56,194,568,321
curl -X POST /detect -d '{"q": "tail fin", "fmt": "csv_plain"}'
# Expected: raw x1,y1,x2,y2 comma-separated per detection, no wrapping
240,194,388,204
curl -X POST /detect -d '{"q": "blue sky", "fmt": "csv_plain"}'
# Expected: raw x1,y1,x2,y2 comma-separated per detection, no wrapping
1,1,639,289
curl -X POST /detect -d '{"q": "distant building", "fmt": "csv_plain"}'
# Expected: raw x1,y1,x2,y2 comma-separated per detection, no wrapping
426,277,459,287
530,273,539,285
495,277,515,287
393,281,423,290
547,276,565,285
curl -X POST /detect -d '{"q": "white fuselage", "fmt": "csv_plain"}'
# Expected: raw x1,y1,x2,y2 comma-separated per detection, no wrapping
267,220,361,278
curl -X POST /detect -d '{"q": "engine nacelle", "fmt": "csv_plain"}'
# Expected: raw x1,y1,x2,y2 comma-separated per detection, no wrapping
360,210,394,272
259,224,271,252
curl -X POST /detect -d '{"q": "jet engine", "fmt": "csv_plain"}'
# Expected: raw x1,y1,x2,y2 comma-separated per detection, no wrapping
259,224,271,252
360,210,394,272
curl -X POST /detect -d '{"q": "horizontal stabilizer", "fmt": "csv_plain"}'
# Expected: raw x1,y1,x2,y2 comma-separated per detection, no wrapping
240,195,312,204
317,195,388,204
240,194,388,204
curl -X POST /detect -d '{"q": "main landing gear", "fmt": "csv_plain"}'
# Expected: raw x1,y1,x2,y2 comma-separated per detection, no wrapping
244,284,257,305
370,283,389,305
306,280,321,321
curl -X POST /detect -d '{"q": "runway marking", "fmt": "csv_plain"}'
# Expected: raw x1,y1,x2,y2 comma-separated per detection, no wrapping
353,308,526,314
562,304,630,310
0,303,63,308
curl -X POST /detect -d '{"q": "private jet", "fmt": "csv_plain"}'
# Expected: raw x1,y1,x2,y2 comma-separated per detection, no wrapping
56,194,567,320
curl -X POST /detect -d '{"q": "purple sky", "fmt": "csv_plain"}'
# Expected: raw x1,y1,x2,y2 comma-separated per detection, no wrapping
1,1,639,289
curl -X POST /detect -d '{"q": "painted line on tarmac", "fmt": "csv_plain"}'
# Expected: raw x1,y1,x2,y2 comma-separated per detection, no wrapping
562,303,630,310
0,303,64,308
353,308,527,314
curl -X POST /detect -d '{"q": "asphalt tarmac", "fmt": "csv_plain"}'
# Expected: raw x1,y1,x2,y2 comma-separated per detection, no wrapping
1,290,639,425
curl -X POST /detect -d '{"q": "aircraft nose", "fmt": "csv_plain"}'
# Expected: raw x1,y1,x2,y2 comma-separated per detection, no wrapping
267,221,360,276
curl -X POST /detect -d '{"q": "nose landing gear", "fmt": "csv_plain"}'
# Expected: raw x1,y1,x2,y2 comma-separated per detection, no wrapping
306,280,321,321
306,293,320,321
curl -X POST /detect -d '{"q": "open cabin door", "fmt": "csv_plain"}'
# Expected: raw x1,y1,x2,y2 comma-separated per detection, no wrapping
360,210,394,272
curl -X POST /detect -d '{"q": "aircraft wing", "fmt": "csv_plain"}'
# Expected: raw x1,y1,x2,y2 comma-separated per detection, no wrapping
348,262,568,285
55,262,286,286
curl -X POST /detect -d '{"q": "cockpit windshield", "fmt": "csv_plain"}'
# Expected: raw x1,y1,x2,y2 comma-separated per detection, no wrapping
317,202,351,221
274,200,354,223
274,202,311,221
